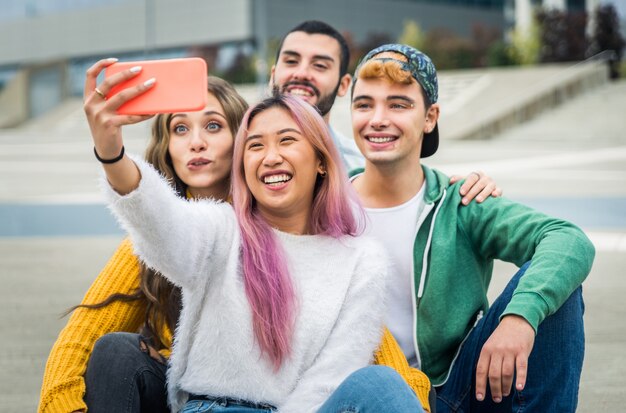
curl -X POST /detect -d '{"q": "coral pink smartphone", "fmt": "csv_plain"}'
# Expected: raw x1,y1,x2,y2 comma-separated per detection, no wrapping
105,58,208,115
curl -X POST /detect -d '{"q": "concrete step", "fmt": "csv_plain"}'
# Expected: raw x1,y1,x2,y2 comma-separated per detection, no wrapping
439,61,609,141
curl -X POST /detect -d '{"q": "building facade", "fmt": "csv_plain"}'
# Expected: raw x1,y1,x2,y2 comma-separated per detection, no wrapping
0,0,508,125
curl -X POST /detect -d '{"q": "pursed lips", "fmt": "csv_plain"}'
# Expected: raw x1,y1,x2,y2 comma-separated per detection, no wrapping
187,157,211,170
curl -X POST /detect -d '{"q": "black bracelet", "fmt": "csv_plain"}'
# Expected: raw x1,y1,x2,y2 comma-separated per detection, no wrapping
94,146,125,164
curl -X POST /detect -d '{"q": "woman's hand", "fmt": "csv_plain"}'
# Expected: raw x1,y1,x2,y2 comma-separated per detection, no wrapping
83,58,155,159
83,58,155,195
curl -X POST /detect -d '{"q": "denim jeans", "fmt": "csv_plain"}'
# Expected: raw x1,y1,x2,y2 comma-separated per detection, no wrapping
180,366,425,413
84,332,169,413
180,398,273,413
317,365,425,413
435,262,585,412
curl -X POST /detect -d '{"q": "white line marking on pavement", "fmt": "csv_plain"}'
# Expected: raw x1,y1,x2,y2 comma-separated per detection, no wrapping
439,146,626,174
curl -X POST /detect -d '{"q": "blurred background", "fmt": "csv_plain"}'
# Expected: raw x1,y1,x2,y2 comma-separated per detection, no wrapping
0,0,624,127
1,0,625,411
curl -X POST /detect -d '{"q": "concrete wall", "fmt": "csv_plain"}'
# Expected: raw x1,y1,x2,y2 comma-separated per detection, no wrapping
0,71,29,128
0,0,252,66
28,62,69,119
0,0,504,67
263,0,504,43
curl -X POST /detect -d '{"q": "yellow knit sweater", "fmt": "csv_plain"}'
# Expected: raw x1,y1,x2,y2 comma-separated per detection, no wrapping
38,238,430,413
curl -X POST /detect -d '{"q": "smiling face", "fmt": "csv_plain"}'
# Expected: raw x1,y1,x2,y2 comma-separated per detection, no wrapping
271,31,351,118
351,77,438,168
243,106,323,232
167,92,234,200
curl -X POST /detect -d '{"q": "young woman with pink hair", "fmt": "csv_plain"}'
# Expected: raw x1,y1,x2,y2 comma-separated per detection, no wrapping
83,61,425,412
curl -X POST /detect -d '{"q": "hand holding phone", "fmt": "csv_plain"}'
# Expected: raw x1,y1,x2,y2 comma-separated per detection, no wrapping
104,57,208,115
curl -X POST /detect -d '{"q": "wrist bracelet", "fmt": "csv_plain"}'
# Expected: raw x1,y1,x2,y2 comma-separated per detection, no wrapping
94,146,125,164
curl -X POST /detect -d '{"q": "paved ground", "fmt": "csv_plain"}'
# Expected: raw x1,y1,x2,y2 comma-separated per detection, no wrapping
1,68,625,411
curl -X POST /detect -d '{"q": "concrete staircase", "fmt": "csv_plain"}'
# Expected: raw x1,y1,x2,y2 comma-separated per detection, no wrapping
438,61,609,141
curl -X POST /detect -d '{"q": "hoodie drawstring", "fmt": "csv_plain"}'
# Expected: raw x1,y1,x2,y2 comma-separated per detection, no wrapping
417,188,447,301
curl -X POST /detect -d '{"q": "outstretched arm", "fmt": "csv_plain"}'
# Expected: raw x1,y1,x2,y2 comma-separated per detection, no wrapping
84,59,236,289
83,58,154,195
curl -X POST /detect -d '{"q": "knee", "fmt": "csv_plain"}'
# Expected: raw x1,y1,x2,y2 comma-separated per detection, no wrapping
333,366,424,412
92,332,141,357
88,332,144,374
344,365,408,394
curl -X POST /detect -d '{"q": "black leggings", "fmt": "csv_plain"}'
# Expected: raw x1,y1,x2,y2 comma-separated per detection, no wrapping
84,332,168,413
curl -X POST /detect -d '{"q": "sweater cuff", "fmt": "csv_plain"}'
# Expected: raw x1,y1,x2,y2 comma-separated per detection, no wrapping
39,388,87,413
500,291,550,333
99,153,151,201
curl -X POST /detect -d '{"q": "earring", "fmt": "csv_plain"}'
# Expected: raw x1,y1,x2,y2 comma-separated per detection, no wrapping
319,170,327,178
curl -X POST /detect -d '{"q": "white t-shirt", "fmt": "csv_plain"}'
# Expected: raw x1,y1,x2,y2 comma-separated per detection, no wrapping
354,175,429,364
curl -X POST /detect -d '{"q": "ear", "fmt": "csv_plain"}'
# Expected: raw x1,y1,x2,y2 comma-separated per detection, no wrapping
317,159,327,176
336,74,353,98
424,103,440,133
269,65,276,87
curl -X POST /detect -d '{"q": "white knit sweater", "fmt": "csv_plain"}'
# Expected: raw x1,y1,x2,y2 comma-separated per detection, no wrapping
103,156,389,413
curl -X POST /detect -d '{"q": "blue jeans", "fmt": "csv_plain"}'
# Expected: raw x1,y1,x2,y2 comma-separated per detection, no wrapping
435,262,585,412
180,366,425,413
318,365,425,413
180,398,273,413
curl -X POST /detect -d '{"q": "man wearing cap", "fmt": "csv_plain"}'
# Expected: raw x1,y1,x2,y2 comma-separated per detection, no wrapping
349,43,595,412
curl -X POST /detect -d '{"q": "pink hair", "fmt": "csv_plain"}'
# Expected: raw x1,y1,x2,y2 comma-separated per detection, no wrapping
231,95,363,369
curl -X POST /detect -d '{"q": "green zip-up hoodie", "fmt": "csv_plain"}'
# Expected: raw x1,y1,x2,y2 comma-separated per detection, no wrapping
351,165,595,386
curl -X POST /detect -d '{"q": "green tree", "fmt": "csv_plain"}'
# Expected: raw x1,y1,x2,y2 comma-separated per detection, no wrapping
507,16,541,65
486,41,516,67
398,20,425,51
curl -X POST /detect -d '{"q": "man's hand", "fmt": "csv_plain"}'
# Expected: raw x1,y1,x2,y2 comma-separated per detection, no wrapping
449,171,502,205
475,315,535,403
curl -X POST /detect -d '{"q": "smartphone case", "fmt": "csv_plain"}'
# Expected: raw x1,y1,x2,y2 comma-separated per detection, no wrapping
105,57,208,115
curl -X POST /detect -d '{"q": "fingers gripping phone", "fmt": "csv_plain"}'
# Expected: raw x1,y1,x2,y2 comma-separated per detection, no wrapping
104,57,208,115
